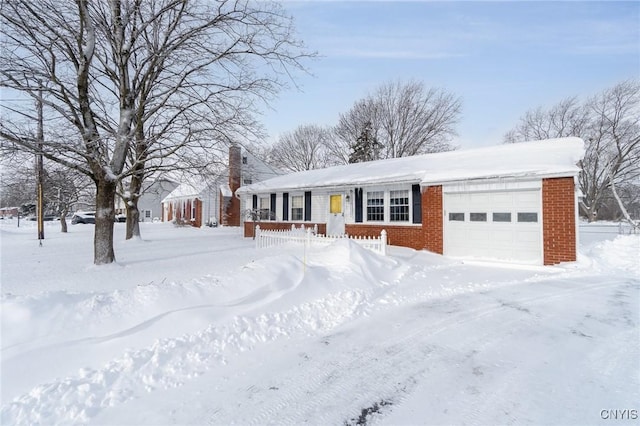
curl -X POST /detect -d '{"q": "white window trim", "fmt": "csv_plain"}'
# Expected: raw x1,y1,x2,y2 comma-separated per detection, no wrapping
259,196,271,221
363,186,416,225
289,193,305,222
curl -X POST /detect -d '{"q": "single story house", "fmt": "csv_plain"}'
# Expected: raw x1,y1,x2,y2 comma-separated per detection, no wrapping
162,181,212,227
0,207,19,219
236,137,585,265
162,145,282,228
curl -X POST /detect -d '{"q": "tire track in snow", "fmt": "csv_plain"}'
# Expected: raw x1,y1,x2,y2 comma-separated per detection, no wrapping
209,278,628,425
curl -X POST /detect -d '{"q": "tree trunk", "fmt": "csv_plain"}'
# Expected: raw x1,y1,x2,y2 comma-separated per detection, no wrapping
125,167,144,240
126,202,141,239
609,174,639,232
94,178,117,264
579,201,597,222
60,209,68,233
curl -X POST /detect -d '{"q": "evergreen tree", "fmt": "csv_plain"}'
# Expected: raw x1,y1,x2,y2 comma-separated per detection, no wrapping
348,121,383,163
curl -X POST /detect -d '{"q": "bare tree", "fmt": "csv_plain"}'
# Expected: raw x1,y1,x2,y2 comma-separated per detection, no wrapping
45,166,93,232
1,0,310,263
333,80,461,163
0,153,91,232
503,97,590,143
330,98,379,164
505,80,640,222
269,124,334,172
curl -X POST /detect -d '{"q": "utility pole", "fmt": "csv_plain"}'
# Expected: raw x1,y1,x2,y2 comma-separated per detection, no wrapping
36,84,44,244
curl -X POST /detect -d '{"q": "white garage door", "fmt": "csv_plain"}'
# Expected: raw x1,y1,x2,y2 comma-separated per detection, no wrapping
444,190,542,264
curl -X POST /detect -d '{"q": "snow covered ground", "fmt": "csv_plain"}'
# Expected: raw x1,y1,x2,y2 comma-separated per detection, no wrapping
1,220,638,425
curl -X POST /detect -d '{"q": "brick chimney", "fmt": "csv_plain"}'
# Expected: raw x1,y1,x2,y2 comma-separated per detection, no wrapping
221,144,242,226
229,145,241,194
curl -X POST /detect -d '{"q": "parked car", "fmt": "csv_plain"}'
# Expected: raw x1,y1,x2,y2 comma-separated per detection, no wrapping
71,211,96,224
115,213,126,223
26,215,57,221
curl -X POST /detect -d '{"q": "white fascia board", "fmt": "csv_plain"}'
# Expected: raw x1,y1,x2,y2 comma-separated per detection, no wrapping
422,169,580,189
237,179,420,196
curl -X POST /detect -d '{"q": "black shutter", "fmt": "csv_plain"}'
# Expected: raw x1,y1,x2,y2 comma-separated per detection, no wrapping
270,193,276,220
252,194,257,210
412,184,422,224
304,191,312,221
355,188,363,223
282,193,289,221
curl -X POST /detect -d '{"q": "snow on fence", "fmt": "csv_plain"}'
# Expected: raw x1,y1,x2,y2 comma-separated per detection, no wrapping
255,224,387,256
579,222,638,235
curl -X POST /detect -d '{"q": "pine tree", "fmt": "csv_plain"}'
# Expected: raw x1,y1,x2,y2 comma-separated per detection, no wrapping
348,121,383,163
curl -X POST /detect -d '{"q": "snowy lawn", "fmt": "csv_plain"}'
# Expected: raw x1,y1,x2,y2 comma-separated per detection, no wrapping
1,220,638,425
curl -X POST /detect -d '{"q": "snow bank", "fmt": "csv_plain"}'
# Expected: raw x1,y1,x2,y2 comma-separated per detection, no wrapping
586,234,640,276
1,224,637,425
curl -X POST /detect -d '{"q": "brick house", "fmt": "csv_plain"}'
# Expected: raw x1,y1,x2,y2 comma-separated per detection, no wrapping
162,145,281,228
236,138,585,265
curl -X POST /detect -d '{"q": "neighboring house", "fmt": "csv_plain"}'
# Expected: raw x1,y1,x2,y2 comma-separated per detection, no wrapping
162,145,281,228
237,137,585,265
161,181,213,227
115,178,179,222
0,207,19,218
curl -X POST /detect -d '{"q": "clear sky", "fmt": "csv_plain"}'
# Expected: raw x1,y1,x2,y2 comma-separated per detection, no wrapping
261,0,640,149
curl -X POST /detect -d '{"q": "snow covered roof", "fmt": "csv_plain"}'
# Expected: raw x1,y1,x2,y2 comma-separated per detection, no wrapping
162,183,205,202
236,137,585,194
220,184,233,198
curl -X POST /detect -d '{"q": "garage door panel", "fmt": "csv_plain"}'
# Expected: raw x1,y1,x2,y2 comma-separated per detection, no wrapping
491,229,514,243
515,229,539,243
444,189,541,264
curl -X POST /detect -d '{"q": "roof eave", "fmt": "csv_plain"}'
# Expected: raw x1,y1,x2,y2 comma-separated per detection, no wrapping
420,169,580,187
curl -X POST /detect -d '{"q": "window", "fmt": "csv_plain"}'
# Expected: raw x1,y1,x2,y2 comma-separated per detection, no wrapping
330,195,342,214
470,213,487,222
291,195,303,221
390,190,409,222
449,212,464,221
191,201,197,220
492,212,511,222
366,191,384,221
517,212,538,223
243,178,252,185
145,210,152,219
259,197,270,220
242,156,248,164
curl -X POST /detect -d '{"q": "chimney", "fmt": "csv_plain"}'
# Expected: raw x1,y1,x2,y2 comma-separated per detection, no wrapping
221,144,242,226
229,144,241,193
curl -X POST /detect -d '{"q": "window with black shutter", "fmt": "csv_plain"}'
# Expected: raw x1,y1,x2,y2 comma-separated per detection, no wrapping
355,188,363,223
412,184,422,223
282,193,289,221
304,191,311,221
270,193,276,220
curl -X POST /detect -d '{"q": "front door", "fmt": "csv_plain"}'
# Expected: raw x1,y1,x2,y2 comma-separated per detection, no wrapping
327,194,345,236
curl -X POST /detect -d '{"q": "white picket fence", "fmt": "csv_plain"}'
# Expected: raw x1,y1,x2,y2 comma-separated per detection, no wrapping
255,224,387,256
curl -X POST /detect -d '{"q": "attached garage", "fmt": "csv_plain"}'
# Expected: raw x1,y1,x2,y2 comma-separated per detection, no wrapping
238,137,584,265
443,185,543,264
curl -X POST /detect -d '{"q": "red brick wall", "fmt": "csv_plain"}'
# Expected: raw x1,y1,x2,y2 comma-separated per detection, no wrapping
244,221,327,238
193,199,202,228
345,224,424,250
542,177,576,264
221,145,242,226
422,186,443,254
